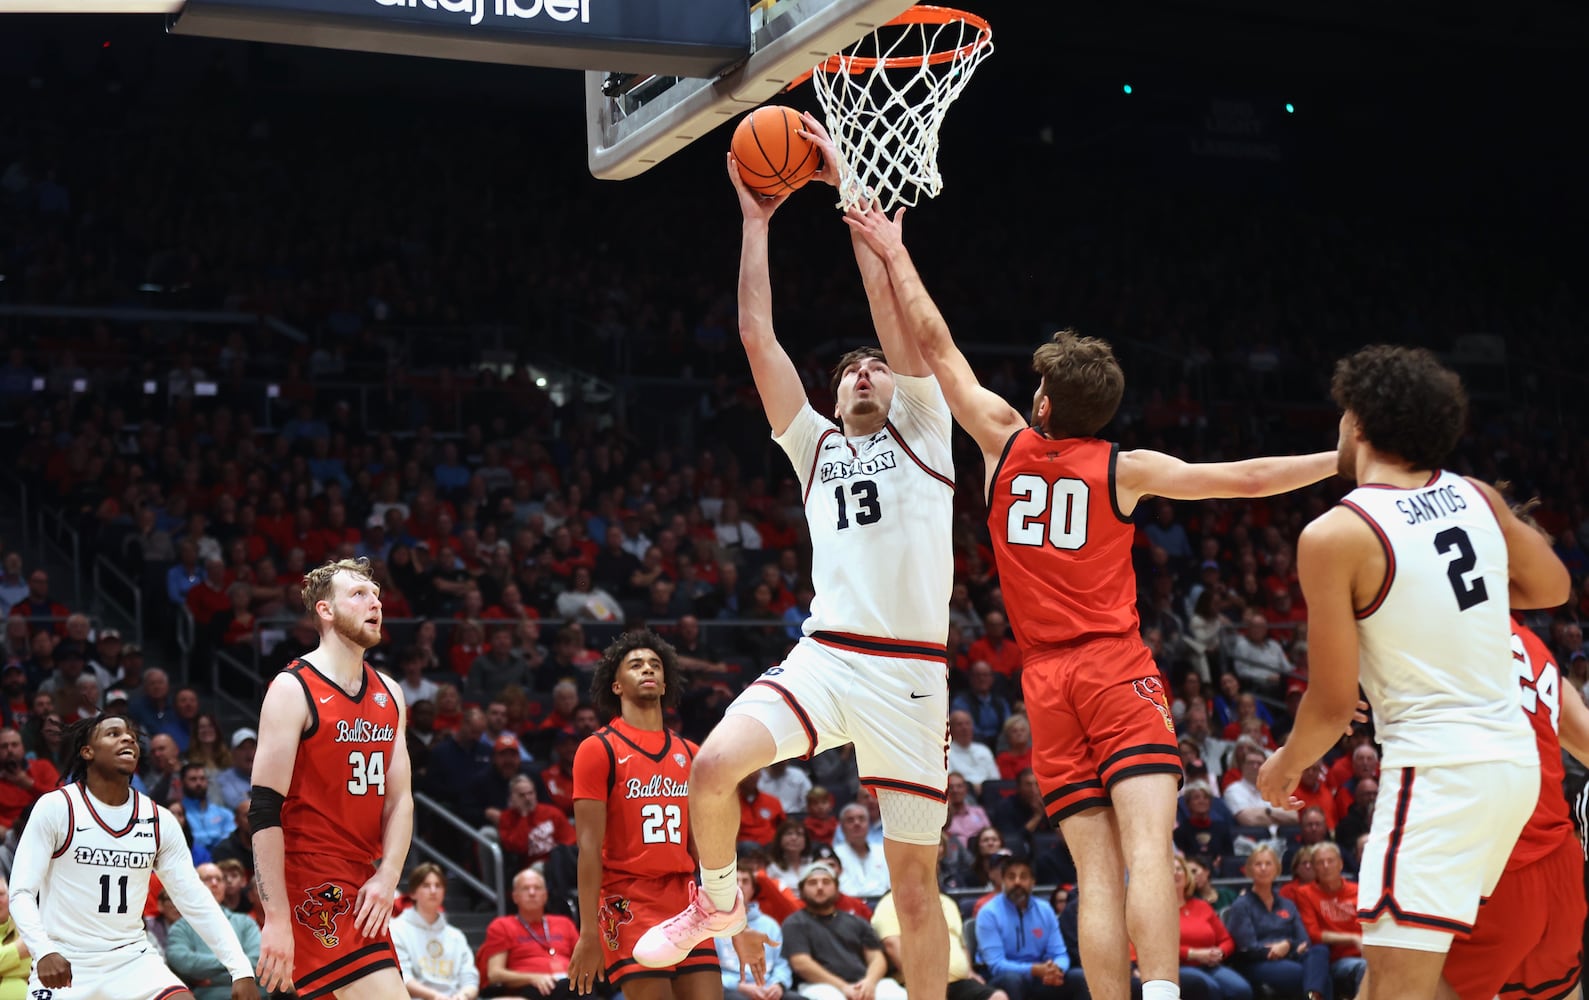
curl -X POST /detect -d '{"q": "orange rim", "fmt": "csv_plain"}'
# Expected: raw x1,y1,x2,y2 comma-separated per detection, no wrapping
814,5,991,75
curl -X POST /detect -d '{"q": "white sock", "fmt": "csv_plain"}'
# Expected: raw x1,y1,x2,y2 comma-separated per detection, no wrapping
700,861,738,912
1141,980,1179,1000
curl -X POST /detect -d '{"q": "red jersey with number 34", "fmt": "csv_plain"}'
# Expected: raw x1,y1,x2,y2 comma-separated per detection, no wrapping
987,430,1139,650
571,718,696,881
1506,621,1573,870
282,658,400,865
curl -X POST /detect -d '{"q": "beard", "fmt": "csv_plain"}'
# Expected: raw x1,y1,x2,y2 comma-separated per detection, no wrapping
332,607,382,650
1005,887,1029,909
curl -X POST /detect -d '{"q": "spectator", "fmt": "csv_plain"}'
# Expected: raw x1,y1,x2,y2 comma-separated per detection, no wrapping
967,612,1021,679
1332,779,1376,863
11,571,69,635
1218,693,1276,749
1284,807,1333,872
716,867,792,1000
1331,745,1380,820
1223,740,1295,827
1289,760,1338,832
465,624,533,707
216,859,254,916
737,770,787,851
482,701,530,766
498,774,575,871
535,680,581,735
1223,845,1329,1000
952,661,1012,747
165,862,262,1000
802,786,837,846
214,728,255,811
210,798,254,875
1291,843,1366,999
831,804,890,899
537,730,578,817
391,863,481,1000
0,557,27,615
553,567,621,624
178,763,235,851
947,711,1000,793
1278,846,1316,907
129,669,190,751
780,861,904,1000
873,886,1006,1000
397,645,439,708
767,819,814,889
1228,614,1289,696
144,733,184,806
0,726,57,833
187,713,231,803
1180,701,1230,781
1171,855,1251,1000
994,715,1032,781
945,773,991,850
1185,855,1236,913
478,869,578,998
974,856,1070,1000
991,768,1054,856
0,873,30,984
166,541,204,607
967,829,1011,890
758,759,813,816
1173,781,1234,863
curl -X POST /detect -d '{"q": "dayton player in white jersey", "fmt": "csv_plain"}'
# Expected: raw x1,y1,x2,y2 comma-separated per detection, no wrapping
1260,345,1568,1000
9,714,259,1000
633,126,954,1000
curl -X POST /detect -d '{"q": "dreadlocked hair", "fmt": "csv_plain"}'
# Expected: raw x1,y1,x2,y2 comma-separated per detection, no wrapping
63,713,141,784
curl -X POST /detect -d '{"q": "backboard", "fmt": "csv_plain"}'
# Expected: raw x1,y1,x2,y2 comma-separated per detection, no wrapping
585,0,917,180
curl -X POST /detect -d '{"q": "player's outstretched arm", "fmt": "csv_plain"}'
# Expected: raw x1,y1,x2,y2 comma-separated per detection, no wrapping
843,205,1026,458
250,672,309,994
1258,510,1366,809
568,796,608,996
6,790,70,987
156,809,258,993
728,153,807,438
1467,477,1571,610
358,676,412,939
1116,449,1336,514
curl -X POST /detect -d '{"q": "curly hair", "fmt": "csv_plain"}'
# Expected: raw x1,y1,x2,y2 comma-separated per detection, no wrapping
1031,329,1125,438
63,713,140,784
589,628,685,720
1330,345,1467,470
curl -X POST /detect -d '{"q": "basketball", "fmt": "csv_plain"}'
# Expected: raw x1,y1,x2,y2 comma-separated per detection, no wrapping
731,105,823,196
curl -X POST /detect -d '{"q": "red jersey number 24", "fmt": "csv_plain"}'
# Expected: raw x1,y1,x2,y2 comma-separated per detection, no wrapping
1006,475,1089,550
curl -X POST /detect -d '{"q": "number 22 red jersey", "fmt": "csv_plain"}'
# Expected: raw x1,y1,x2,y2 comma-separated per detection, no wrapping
1505,621,1573,870
571,718,696,882
987,430,1139,651
282,658,401,866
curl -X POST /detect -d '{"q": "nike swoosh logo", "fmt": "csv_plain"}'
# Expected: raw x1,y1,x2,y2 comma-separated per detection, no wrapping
319,695,334,703
910,692,931,699
77,825,94,832
617,755,633,764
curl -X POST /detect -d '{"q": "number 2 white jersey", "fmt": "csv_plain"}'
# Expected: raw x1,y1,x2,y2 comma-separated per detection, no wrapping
774,373,955,645
1339,471,1536,768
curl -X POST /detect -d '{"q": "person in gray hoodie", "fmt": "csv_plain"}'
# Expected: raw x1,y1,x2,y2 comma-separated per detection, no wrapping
391,863,480,1000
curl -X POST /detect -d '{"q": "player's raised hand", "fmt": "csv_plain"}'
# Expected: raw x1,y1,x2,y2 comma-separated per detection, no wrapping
230,976,262,1000
35,952,72,988
842,201,907,260
352,867,398,938
728,153,793,222
796,111,844,188
568,933,606,995
255,918,295,993
732,926,779,986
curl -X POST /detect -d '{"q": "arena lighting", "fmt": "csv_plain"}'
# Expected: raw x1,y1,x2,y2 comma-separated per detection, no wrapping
266,383,281,398
1122,83,1133,94
143,381,158,395
1285,102,1295,113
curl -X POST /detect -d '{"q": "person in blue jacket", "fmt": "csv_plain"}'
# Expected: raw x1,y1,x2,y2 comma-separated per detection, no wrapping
975,857,1072,1000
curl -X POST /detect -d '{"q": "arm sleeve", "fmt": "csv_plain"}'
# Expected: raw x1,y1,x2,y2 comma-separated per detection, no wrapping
154,808,254,983
8,790,67,960
772,405,835,495
165,919,226,981
477,918,511,968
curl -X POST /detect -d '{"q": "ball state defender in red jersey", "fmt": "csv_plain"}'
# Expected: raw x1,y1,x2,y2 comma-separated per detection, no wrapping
1439,617,1589,1000
567,630,774,1000
845,206,1334,1000
250,558,413,999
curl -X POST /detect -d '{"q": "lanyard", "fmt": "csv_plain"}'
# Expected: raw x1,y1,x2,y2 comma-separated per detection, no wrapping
518,915,557,956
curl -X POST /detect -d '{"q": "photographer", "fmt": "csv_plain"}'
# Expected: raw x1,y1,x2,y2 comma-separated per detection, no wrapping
0,726,58,833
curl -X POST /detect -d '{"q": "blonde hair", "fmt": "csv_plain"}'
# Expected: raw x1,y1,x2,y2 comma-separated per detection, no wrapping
1245,843,1282,872
302,557,375,610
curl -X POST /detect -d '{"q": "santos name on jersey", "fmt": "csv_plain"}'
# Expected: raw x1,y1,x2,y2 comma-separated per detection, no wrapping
1338,471,1536,768
773,374,955,645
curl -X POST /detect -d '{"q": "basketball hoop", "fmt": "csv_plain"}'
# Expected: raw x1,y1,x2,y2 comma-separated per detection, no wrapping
798,5,992,212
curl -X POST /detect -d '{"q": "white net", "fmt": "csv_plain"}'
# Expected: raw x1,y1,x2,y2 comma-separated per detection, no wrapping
810,7,993,212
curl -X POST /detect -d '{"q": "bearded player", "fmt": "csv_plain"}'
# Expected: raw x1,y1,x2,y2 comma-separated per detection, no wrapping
251,557,413,1000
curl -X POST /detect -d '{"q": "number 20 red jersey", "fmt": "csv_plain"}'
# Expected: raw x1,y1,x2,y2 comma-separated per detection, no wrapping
282,659,400,865
571,718,696,881
986,431,1140,652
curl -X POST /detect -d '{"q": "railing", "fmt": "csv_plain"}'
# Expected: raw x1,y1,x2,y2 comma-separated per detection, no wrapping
35,506,83,607
91,556,145,648
210,646,273,722
0,466,31,554
412,791,508,916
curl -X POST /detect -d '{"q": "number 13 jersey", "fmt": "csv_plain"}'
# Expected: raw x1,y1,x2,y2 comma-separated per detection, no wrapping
1339,472,1534,769
773,374,955,646
572,718,697,880
283,658,401,865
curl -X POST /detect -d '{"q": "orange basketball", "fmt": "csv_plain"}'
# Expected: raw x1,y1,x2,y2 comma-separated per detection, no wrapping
731,105,822,196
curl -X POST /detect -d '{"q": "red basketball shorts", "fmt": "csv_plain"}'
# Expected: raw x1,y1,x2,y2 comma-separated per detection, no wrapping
600,872,720,985
1022,635,1182,821
1443,833,1584,1000
284,852,399,999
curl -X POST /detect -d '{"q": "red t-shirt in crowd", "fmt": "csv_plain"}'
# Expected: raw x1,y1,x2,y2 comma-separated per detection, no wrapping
1177,897,1235,962
477,912,579,982
497,803,576,865
1294,880,1361,961
737,790,785,847
0,758,60,828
